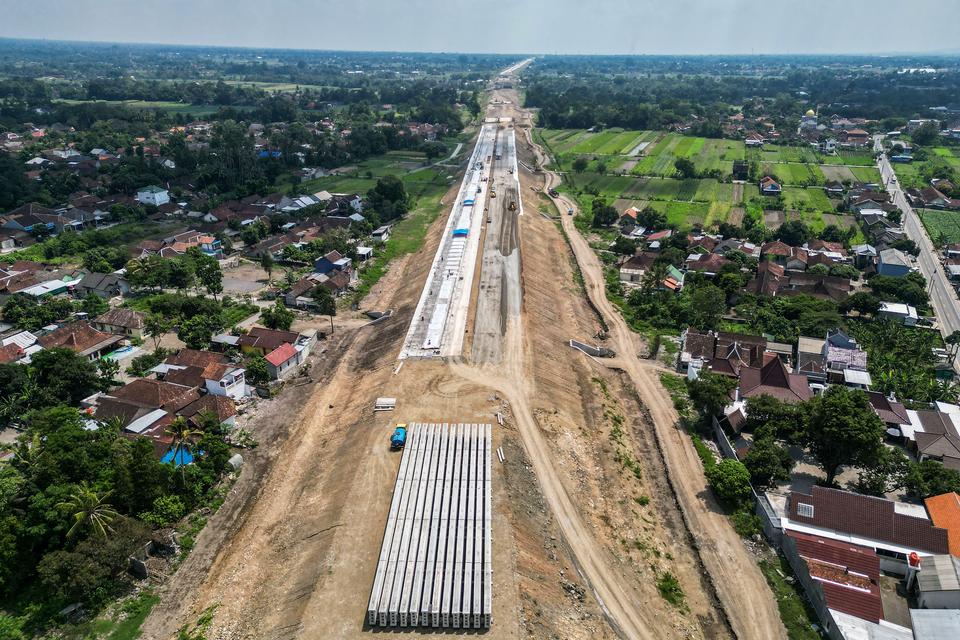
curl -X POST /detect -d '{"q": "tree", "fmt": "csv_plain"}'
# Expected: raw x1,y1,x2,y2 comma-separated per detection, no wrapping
904,459,960,500
743,394,801,442
590,197,618,227
30,348,103,406
97,358,120,385
803,386,885,485
853,448,910,497
165,416,200,475
312,286,337,334
81,293,109,317
637,206,667,231
841,291,881,316
145,313,174,351
261,299,294,331
688,284,727,331
596,159,607,175
912,121,940,146
366,175,409,221
245,355,269,385
775,220,813,246
674,158,696,179
178,315,216,350
686,370,737,422
572,157,589,174
705,459,753,505
194,254,223,300
57,483,118,539
611,236,637,256
260,252,275,284
743,437,794,489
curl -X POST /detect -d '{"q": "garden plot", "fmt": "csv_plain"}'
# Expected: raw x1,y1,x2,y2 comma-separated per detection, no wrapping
921,209,960,244
820,165,857,183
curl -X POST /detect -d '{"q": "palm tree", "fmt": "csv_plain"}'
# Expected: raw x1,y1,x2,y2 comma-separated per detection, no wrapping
165,417,201,478
57,483,118,539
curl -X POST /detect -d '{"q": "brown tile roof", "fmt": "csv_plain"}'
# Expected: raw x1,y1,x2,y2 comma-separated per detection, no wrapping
181,394,237,423
866,392,909,426
621,252,656,272
0,343,23,363
238,326,300,352
163,365,206,389
788,486,951,554
740,353,812,403
761,240,792,257
746,261,786,296
916,431,960,471
925,493,960,558
786,531,883,623
166,349,227,369
37,321,120,356
93,308,146,330
112,379,198,412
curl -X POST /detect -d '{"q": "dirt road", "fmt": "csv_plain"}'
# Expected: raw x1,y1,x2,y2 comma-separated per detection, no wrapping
539,170,787,640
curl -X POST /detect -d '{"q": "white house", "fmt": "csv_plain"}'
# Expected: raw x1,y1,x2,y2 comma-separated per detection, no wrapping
136,185,170,207
879,301,919,326
204,364,247,401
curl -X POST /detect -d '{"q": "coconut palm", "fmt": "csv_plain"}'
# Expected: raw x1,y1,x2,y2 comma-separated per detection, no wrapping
165,416,201,477
57,483,118,539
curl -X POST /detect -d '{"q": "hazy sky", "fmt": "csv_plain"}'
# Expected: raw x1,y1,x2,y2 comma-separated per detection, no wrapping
1,0,956,55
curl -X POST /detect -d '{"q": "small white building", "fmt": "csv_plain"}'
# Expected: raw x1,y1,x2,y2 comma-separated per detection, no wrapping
916,554,960,609
878,301,919,326
136,185,170,207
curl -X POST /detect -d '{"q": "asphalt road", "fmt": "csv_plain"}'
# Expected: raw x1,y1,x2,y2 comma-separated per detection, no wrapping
875,135,960,337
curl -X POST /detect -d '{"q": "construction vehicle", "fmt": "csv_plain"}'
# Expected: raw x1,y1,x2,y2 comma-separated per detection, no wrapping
390,424,407,450
508,201,517,212
490,190,496,198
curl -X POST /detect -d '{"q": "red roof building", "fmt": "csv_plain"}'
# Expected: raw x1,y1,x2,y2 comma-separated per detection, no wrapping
786,531,884,623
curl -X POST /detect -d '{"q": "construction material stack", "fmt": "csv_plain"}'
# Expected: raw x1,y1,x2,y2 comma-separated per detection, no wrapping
367,422,493,628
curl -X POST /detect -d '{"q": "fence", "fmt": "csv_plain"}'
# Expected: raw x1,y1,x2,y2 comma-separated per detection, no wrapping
711,416,782,544
780,534,843,640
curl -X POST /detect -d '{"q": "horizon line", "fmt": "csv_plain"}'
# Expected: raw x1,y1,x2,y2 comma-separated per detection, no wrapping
1,36,959,59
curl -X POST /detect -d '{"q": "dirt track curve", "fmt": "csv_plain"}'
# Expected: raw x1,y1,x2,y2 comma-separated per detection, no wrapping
536,158,787,639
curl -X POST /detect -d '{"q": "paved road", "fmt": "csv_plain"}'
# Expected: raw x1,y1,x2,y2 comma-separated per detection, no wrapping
874,135,960,336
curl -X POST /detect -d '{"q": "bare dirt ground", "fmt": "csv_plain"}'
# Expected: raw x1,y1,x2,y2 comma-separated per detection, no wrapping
144,71,773,640
542,152,788,638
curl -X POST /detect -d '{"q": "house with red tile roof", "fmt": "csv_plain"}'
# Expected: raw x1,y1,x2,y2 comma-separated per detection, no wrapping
784,487,951,569
265,342,306,380
739,353,812,403
925,492,960,558
785,530,884,623
37,321,122,360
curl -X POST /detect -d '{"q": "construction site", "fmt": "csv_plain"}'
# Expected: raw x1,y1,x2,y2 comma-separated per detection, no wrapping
367,423,492,629
140,59,786,640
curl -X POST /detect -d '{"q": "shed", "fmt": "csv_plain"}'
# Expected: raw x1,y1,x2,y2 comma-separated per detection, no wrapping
374,397,396,411
917,554,960,609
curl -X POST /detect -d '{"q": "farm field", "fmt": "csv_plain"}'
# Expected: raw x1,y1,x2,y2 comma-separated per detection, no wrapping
52,98,229,116
920,208,960,245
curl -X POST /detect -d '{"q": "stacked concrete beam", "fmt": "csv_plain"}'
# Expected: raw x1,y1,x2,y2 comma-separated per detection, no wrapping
367,423,493,628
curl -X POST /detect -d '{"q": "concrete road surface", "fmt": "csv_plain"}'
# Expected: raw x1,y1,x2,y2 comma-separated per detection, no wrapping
875,136,960,338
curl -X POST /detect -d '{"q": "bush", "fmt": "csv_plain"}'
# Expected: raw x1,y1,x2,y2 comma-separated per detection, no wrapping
705,459,753,506
140,494,186,528
730,507,762,538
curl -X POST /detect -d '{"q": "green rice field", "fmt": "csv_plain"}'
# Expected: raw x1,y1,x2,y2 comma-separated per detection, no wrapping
920,209,960,244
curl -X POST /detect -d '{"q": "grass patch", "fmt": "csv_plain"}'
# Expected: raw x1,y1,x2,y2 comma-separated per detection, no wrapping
84,591,161,640
759,556,822,640
656,571,687,610
920,208,960,245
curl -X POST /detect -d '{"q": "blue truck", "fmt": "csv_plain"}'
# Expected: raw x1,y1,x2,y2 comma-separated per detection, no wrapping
390,424,407,450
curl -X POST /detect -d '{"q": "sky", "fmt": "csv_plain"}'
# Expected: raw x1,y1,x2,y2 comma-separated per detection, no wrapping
0,0,956,56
